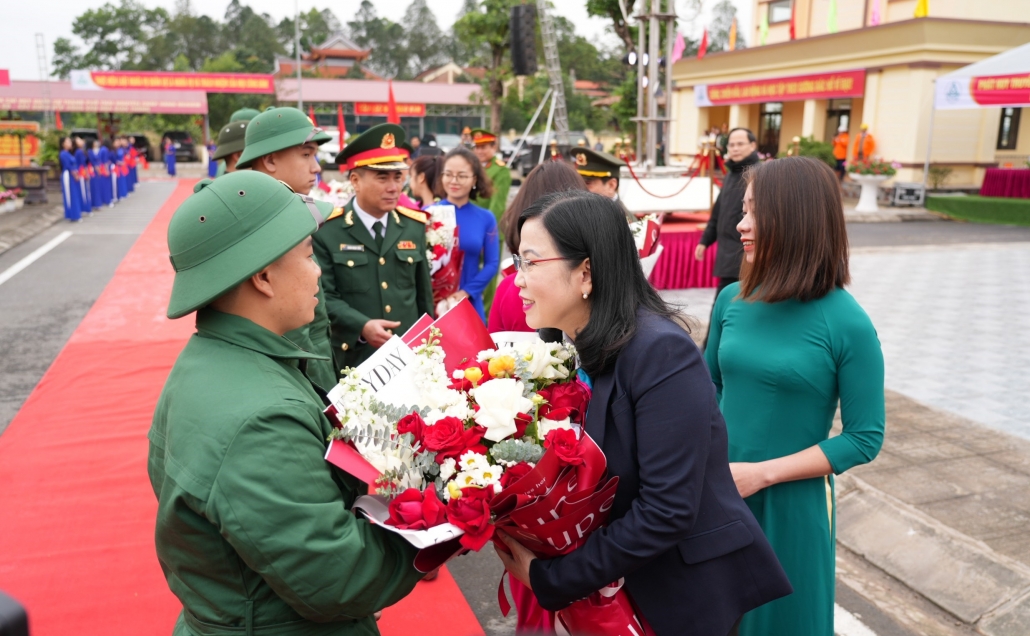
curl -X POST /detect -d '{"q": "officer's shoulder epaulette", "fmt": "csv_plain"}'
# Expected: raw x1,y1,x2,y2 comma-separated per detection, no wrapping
396,206,428,224
495,158,506,168
326,206,345,222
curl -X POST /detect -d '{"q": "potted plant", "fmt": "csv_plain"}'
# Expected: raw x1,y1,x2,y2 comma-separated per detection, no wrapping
848,158,898,212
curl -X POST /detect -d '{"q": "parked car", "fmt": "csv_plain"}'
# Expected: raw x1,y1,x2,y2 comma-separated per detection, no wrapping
123,132,155,162
435,133,463,153
162,130,198,162
513,131,591,176
317,130,342,166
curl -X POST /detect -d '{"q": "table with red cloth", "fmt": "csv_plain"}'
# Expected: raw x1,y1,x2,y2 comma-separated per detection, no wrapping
649,219,719,290
980,168,1030,199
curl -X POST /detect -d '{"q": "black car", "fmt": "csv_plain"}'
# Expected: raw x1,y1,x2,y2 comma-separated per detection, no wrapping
513,131,590,176
162,130,198,162
123,132,156,162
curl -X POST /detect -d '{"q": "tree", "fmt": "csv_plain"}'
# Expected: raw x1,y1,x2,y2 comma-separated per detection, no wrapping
453,0,523,137
552,16,623,83
51,0,171,76
446,0,482,66
708,0,746,53
347,0,407,78
586,0,637,52
277,8,342,57
401,0,446,77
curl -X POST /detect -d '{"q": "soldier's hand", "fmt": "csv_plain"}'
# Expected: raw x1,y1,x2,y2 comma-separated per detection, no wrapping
362,319,402,348
694,244,706,261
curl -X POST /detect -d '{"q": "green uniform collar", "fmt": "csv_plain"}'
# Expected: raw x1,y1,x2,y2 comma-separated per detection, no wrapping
196,309,330,362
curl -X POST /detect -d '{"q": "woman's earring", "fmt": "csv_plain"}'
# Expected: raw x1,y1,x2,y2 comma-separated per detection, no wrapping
582,293,589,300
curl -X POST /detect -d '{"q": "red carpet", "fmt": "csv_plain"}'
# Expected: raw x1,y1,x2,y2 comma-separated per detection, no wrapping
0,180,482,636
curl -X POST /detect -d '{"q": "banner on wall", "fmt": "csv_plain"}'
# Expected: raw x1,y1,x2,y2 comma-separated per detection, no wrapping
694,69,865,106
935,73,1030,110
70,70,275,94
0,121,41,167
355,102,426,117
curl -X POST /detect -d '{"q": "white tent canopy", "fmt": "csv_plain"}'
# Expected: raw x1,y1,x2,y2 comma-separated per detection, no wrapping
934,42,1030,110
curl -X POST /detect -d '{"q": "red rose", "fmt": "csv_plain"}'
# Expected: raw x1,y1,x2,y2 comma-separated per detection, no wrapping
432,244,448,259
424,418,486,461
386,488,448,530
446,487,494,551
397,412,427,447
514,412,532,438
538,381,591,424
544,428,584,466
499,462,534,489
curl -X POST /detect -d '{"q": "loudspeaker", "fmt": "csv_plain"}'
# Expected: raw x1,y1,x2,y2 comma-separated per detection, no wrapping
510,4,538,77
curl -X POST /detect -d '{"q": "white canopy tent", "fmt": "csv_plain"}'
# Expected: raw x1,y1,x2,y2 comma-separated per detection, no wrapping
923,42,1030,184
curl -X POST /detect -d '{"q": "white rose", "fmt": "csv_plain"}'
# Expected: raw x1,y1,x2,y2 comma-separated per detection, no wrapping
517,340,569,381
471,378,534,442
537,416,573,440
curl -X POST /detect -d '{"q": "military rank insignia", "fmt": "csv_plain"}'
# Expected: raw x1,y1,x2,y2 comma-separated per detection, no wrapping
396,240,417,250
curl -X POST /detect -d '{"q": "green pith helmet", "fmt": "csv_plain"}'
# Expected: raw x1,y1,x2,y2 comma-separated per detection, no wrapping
335,123,409,171
229,108,261,123
212,120,249,160
166,171,333,319
569,147,626,179
235,106,332,170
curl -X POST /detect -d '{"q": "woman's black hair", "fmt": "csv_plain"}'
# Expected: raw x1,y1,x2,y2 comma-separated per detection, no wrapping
518,190,682,376
441,146,493,200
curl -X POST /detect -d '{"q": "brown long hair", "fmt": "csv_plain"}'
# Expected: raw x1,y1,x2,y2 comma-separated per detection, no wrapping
502,161,587,253
740,156,850,302
440,146,493,201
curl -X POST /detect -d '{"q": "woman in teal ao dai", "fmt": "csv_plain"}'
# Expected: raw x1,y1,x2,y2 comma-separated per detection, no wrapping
705,157,885,635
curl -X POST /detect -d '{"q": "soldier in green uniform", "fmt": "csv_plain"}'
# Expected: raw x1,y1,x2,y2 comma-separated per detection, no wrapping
314,123,433,371
150,171,424,636
236,106,339,390
470,128,512,224
569,146,634,220
211,119,248,176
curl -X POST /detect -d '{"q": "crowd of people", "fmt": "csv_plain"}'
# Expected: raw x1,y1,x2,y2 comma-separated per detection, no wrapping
58,134,144,222
147,106,885,636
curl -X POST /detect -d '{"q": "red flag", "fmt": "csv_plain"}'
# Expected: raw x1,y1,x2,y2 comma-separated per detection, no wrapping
337,103,346,142
386,80,400,125
308,105,317,126
55,111,63,130
789,2,797,39
697,30,708,59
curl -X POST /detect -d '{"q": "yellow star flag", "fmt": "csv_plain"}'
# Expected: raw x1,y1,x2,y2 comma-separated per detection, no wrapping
914,0,929,17
729,17,738,51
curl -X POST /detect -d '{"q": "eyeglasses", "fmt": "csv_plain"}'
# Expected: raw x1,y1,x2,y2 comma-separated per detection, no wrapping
441,172,472,183
512,254,573,272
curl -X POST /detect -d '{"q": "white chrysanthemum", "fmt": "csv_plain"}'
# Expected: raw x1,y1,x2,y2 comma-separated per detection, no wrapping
438,458,457,482
458,451,490,473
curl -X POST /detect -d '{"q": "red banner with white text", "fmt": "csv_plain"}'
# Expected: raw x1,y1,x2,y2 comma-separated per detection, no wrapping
695,69,866,106
355,102,427,117
71,70,274,94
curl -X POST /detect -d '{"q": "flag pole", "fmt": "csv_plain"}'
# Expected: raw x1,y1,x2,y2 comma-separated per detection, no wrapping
295,0,303,110
922,79,936,191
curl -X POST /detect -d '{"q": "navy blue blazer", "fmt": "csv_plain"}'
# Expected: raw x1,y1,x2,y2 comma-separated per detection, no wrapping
530,312,792,635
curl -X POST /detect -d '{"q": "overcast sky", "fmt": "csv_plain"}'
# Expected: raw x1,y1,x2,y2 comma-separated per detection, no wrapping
4,0,752,81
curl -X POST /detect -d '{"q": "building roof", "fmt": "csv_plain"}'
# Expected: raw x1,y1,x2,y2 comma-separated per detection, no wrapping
276,78,481,106
0,80,208,114
276,59,382,80
672,17,1030,85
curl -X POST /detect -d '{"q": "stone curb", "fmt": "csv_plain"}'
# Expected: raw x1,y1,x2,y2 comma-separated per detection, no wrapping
837,473,1030,634
0,205,64,257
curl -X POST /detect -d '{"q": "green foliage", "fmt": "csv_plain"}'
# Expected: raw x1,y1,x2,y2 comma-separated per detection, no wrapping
346,0,409,78
707,0,747,53
778,136,836,168
586,0,638,51
51,0,171,78
490,439,544,466
927,165,953,190
401,0,447,78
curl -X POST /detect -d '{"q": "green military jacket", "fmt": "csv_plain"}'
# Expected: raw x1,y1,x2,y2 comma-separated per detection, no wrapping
312,199,433,371
148,310,422,636
477,158,512,224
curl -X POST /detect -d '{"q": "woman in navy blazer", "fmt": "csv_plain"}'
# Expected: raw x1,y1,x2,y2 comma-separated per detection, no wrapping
495,191,792,636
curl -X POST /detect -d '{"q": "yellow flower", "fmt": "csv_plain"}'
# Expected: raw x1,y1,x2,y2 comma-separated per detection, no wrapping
488,355,516,378
464,366,484,385
447,482,463,501
531,393,545,406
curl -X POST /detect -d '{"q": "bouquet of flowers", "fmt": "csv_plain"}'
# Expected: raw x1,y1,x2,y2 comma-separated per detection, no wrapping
629,214,664,279
423,203,464,312
321,300,648,633
848,158,899,177
310,179,355,208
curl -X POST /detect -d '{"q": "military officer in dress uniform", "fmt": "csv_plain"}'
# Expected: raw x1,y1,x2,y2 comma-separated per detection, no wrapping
211,119,249,175
151,171,424,636
314,123,433,371
469,128,512,224
569,146,634,220
236,106,338,390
